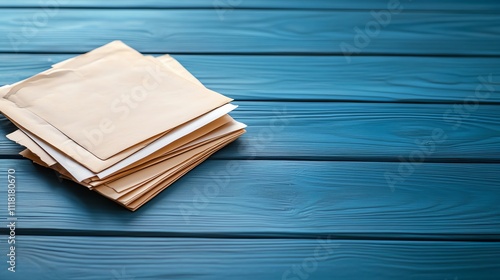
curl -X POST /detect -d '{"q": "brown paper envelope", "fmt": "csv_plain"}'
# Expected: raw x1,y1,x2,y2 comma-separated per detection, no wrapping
11,113,240,186
98,129,242,195
10,113,230,180
5,53,215,171
168,119,246,155
86,116,236,186
20,150,83,185
118,130,244,204
100,129,244,198
20,126,244,193
20,149,49,167
4,114,171,173
87,118,245,186
121,130,244,205
8,54,198,171
0,41,159,160
126,156,211,211
20,128,244,210
8,130,57,166
124,130,244,211
1,49,235,175
115,121,243,180
0,40,232,165
95,129,244,206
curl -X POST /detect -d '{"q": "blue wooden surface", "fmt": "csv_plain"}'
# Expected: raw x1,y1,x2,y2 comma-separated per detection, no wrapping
1,1,500,279
1,9,500,55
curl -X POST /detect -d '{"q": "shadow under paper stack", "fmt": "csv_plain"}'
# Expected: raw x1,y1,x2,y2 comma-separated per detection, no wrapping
0,41,246,211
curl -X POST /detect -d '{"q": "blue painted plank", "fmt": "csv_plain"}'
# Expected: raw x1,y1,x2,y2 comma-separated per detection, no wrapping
1,54,499,103
0,236,499,280
1,102,500,161
1,159,499,238
208,102,500,161
1,0,500,10
0,9,500,54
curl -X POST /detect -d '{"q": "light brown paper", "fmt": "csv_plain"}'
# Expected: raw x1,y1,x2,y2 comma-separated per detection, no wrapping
99,130,244,210
86,117,243,186
3,41,246,211
0,41,232,171
8,130,57,166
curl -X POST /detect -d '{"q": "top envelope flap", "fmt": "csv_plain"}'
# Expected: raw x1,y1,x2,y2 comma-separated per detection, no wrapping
0,41,232,160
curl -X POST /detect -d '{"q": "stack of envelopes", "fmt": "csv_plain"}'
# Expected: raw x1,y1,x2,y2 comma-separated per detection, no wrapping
0,41,246,211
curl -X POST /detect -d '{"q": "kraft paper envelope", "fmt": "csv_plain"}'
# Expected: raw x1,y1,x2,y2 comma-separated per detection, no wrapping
20,103,236,182
2,41,246,211
0,43,178,165
0,51,227,175
7,52,217,173
2,50,224,171
97,129,243,195
26,41,232,160
119,120,246,177
20,150,78,183
95,134,234,199
118,132,244,206
16,118,245,190
20,149,48,167
8,130,57,166
0,41,232,170
124,132,244,211
21,129,244,211
86,119,246,186
97,130,244,209
1,47,237,181
92,103,236,178
5,52,236,182
10,114,232,182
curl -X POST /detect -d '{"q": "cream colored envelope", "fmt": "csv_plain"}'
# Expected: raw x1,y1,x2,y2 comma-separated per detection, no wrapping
97,129,243,196
20,129,245,211
4,42,246,211
20,149,49,167
118,131,244,207
3,49,237,181
9,130,57,166
98,130,244,210
86,118,246,186
94,138,226,199
125,131,244,211
0,41,232,171
16,118,245,189
10,114,231,180
20,103,236,182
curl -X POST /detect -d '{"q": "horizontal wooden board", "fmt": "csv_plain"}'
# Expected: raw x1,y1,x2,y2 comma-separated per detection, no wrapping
1,9,500,54
2,102,500,161
1,54,500,103
0,236,499,280
1,0,500,11
1,159,499,238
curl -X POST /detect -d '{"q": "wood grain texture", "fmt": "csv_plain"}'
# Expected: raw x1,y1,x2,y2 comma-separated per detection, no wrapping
1,9,500,54
2,102,500,161
1,54,500,102
0,4,497,280
1,236,499,280
221,102,500,161
2,0,500,10
1,159,499,238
